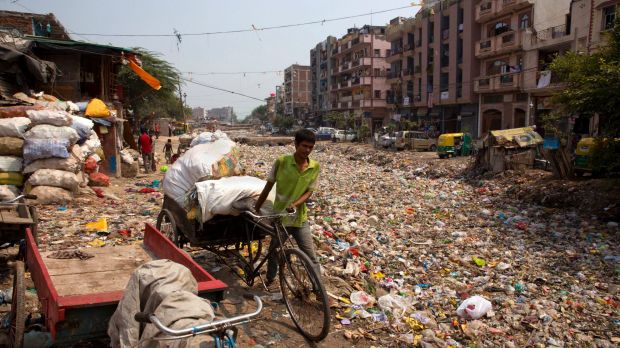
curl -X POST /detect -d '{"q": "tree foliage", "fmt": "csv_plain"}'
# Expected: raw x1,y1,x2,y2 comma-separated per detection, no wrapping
117,48,184,121
325,111,354,129
250,105,269,123
273,114,294,130
549,17,620,137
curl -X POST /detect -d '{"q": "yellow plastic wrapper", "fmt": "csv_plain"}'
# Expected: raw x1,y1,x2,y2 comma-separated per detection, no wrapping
88,238,106,247
85,218,108,232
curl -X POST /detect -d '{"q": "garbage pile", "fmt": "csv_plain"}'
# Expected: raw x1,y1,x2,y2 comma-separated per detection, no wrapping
239,143,619,347
0,94,111,204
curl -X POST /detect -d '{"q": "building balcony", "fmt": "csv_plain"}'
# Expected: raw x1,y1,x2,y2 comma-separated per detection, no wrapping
474,72,523,93
389,47,403,57
475,30,523,58
497,0,531,17
386,71,402,82
526,24,574,50
351,76,373,86
475,1,496,23
340,95,353,103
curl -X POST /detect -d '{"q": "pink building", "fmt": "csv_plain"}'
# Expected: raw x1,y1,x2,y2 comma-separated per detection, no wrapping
329,25,391,131
386,0,481,135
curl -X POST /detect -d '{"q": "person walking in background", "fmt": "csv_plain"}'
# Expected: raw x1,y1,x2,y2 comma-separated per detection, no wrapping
163,139,173,164
168,124,172,137
154,123,160,139
138,129,152,173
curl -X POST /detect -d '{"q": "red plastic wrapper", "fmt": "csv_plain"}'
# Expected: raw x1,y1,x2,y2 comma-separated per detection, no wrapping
88,172,110,187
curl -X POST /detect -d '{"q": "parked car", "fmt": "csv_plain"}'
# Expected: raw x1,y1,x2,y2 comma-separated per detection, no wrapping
380,133,397,148
306,128,317,134
332,129,356,142
316,127,336,141
395,131,437,151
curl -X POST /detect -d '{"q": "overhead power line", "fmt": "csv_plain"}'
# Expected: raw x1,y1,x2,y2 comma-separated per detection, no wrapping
67,4,417,37
180,77,265,102
183,70,281,76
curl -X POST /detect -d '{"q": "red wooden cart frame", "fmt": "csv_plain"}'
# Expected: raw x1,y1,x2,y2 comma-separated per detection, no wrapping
25,223,227,341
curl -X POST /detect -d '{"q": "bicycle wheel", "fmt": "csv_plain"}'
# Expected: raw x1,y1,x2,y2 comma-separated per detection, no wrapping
156,209,182,248
278,248,330,341
10,261,25,348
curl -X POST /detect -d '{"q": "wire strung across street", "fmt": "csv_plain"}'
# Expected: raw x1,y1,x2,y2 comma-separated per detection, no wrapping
67,5,417,37
180,77,265,102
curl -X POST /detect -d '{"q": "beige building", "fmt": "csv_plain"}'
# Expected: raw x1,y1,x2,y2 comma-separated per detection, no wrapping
330,25,391,131
386,0,481,135
284,64,311,121
310,36,338,125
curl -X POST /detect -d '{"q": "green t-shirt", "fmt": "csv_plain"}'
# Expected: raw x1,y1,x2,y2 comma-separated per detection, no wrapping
267,155,320,227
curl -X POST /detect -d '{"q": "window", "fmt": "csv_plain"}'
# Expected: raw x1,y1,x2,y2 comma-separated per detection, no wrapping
489,21,511,36
385,49,391,57
603,5,617,30
374,68,381,77
374,90,381,98
520,13,530,29
374,49,381,57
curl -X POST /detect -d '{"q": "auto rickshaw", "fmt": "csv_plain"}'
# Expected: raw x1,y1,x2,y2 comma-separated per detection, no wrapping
437,133,472,158
574,137,620,176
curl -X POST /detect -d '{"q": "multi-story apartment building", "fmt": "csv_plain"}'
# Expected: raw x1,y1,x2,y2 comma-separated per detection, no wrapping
474,0,571,136
310,36,337,125
191,107,205,121
284,64,311,121
386,0,480,135
572,0,620,52
207,106,234,122
330,25,391,132
275,84,285,117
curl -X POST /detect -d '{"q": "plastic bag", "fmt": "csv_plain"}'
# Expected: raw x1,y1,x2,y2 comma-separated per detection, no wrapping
0,137,24,156
26,169,79,192
350,291,376,307
25,125,79,144
26,109,72,127
89,172,110,187
23,138,71,164
377,294,409,318
0,105,43,118
84,98,110,117
84,157,98,173
23,157,79,174
84,218,108,232
0,172,23,186
0,117,31,138
28,186,73,205
0,156,22,172
456,296,492,320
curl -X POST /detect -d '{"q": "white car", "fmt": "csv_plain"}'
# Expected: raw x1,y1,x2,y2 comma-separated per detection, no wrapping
380,133,397,148
332,130,356,142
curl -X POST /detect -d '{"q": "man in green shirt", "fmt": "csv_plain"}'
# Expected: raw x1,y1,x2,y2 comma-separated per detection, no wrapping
254,129,320,287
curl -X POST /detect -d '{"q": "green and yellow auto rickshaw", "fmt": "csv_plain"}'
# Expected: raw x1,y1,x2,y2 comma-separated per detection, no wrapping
574,137,620,176
437,133,472,158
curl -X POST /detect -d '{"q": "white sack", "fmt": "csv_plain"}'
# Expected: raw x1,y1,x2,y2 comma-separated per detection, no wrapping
26,109,72,127
25,125,79,144
0,156,23,172
108,259,215,348
0,117,31,138
28,186,73,205
120,151,134,164
190,130,230,147
23,157,80,174
70,115,94,140
162,139,238,206
27,169,79,192
0,185,20,201
196,176,273,223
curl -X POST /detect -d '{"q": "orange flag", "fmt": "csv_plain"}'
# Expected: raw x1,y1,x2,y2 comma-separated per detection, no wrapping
127,55,161,90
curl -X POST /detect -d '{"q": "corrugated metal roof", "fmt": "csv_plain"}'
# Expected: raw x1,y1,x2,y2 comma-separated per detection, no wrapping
25,35,136,55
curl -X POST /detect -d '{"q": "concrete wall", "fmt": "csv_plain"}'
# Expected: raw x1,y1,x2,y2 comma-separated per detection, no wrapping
531,0,571,31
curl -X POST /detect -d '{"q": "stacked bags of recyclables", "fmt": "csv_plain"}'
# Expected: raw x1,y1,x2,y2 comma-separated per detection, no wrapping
162,132,244,220
22,108,82,204
0,107,34,201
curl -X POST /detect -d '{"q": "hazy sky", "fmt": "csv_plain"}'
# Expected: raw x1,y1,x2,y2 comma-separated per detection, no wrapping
2,0,421,118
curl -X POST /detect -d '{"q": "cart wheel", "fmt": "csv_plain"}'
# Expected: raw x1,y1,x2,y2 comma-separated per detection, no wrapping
156,209,182,248
28,206,38,245
279,248,330,341
9,261,25,348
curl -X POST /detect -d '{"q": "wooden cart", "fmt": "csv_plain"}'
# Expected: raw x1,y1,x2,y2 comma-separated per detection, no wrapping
25,224,227,346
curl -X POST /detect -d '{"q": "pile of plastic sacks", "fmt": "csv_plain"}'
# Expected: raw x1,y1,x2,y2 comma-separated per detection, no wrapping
0,93,111,204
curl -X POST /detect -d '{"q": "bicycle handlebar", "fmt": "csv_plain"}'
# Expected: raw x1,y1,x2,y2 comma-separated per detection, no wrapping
243,208,296,220
134,295,263,337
